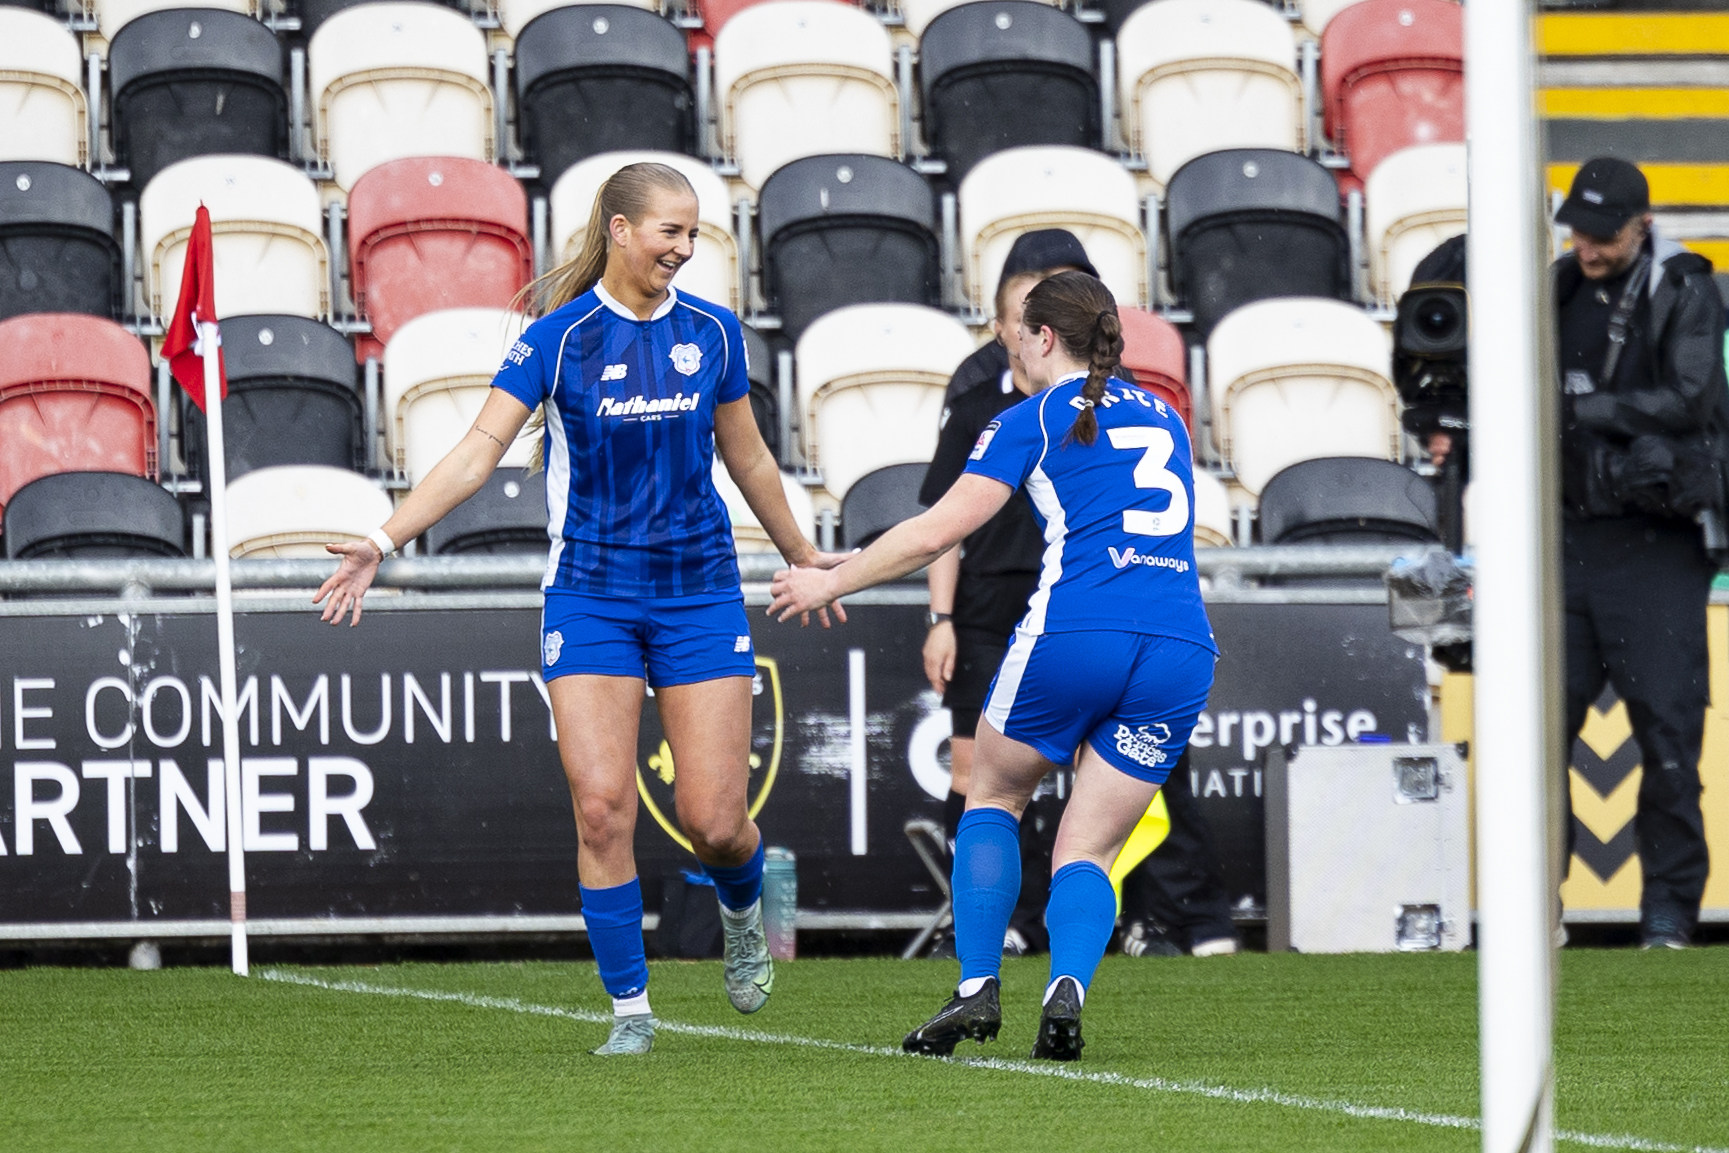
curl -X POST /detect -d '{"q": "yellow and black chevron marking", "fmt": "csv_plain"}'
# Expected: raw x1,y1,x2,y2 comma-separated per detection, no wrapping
1568,690,1641,886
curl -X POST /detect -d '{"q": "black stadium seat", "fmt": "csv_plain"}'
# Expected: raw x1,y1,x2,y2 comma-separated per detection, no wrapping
3,471,184,559
424,468,548,555
108,8,288,189
757,154,940,340
743,321,779,457
181,315,363,483
840,463,926,549
515,5,694,185
0,0,61,10
1258,457,1439,546
0,161,119,322
918,1,1097,181
1164,148,1350,338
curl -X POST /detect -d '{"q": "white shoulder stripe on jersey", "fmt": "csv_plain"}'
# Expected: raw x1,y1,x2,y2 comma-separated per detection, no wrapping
1019,389,1065,635
673,297,732,383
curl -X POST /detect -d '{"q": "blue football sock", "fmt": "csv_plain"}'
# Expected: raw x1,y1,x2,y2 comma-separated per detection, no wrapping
580,879,649,999
1045,861,1117,998
952,807,1022,986
702,836,765,912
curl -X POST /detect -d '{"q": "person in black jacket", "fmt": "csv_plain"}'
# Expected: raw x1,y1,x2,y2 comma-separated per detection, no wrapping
1552,158,1728,949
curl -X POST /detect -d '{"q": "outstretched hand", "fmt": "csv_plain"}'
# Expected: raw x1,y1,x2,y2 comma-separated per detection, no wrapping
768,563,848,628
313,540,382,627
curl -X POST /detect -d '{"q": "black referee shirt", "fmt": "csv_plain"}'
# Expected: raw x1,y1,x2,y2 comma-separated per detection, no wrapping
919,371,1045,635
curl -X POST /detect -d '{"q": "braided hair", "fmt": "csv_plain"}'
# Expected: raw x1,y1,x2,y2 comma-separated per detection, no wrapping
1019,271,1123,446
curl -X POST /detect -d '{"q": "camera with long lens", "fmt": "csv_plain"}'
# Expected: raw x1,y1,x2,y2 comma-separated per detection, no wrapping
1393,282,1469,440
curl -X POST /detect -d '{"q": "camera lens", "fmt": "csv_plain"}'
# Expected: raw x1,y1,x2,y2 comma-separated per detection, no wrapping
1417,297,1461,341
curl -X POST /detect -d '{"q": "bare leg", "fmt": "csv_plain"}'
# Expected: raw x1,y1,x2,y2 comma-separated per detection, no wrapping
968,719,1059,818
656,676,760,867
950,735,974,797
1051,743,1165,874
549,674,647,887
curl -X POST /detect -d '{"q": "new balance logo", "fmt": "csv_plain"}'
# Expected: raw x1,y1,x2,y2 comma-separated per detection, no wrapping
1107,546,1191,573
734,636,751,653
596,393,701,417
600,363,628,382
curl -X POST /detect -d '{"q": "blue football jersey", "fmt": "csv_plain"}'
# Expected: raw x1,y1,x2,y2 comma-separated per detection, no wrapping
490,284,751,598
962,373,1216,651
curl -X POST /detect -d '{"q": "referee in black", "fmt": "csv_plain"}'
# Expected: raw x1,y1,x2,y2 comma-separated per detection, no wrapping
1554,158,1727,948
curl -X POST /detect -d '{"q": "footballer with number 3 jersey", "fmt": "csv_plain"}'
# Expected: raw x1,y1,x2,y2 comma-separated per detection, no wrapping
769,271,1216,1062
317,163,845,1058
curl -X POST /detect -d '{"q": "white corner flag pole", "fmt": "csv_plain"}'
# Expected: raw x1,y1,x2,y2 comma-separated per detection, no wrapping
1467,2,1561,1151
199,319,250,978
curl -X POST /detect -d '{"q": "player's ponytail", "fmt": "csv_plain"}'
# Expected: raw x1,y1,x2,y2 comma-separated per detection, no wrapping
1020,271,1123,447
516,162,697,473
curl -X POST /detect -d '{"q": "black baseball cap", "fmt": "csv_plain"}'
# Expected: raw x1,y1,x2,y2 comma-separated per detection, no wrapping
1555,158,1650,239
1001,228,1098,283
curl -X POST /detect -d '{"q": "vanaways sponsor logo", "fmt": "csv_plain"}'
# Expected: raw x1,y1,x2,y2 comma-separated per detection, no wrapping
597,392,700,418
1107,545,1190,573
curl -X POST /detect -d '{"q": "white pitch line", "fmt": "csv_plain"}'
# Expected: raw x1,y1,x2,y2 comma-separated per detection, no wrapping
257,969,1727,1153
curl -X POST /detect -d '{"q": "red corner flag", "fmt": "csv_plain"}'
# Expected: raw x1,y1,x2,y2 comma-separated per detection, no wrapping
161,204,226,411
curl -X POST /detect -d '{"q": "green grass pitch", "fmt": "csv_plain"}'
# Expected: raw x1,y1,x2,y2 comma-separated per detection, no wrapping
3,950,1726,1152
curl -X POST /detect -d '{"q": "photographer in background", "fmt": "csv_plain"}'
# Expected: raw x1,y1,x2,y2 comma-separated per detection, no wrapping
1553,158,1729,949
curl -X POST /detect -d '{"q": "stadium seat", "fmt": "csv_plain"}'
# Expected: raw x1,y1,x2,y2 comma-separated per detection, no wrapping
1117,306,1190,429
550,150,736,309
225,463,394,558
0,9,86,166
95,0,249,43
179,314,363,484
1191,467,1232,547
684,0,851,54
0,312,153,516
917,2,1097,182
0,161,120,322
957,145,1144,315
1164,148,1349,338
794,303,974,499
308,2,493,189
140,155,328,321
347,157,531,360
514,5,694,186
1258,456,1439,545
1297,0,1369,39
1115,0,1302,188
839,461,924,548
501,0,657,39
742,320,779,453
757,153,940,340
383,307,529,484
108,9,288,190
900,0,1060,38
1365,141,1466,304
299,0,474,37
423,467,549,555
714,0,898,191
3,471,184,559
1206,297,1396,495
710,460,815,553
1322,0,1463,183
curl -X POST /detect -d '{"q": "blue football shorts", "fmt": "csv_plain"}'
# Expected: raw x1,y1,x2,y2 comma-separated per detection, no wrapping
982,629,1215,784
540,590,756,687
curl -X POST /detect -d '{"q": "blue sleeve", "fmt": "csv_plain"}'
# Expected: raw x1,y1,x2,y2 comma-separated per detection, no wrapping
491,328,549,410
717,310,750,405
962,392,1045,490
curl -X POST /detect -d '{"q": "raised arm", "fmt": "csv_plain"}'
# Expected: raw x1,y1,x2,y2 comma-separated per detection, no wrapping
315,389,535,625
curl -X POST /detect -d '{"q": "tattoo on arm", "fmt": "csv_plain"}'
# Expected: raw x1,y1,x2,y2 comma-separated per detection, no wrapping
474,427,507,449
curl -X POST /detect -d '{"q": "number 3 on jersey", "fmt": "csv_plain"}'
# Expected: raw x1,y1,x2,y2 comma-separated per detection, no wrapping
1106,426,1188,537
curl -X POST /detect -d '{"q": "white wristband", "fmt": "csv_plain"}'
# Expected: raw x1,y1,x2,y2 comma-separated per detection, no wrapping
366,528,396,560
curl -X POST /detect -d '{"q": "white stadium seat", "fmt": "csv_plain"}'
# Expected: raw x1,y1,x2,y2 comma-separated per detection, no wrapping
1192,467,1233,548
96,0,251,42
226,464,394,559
795,302,975,499
958,145,1145,315
1297,0,1368,38
711,460,816,553
895,0,1059,38
1206,297,1396,495
500,0,659,39
714,0,898,191
1116,0,1302,188
140,154,328,321
1365,141,1467,305
549,150,737,310
308,2,493,189
384,307,530,484
0,10,87,166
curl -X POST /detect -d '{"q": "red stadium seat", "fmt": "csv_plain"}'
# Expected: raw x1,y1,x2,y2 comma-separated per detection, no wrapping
0,313,154,517
1117,307,1190,431
346,156,532,363
1322,0,1463,183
